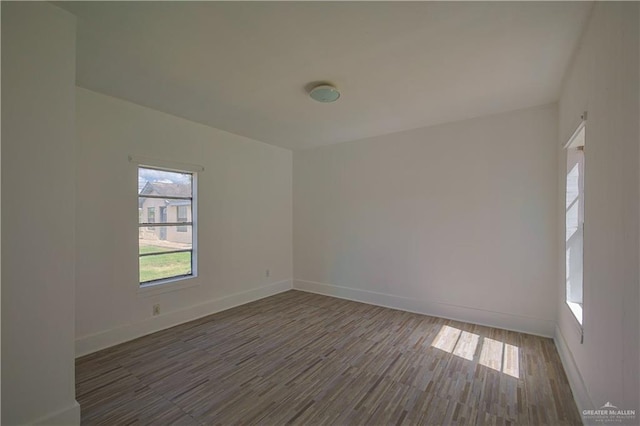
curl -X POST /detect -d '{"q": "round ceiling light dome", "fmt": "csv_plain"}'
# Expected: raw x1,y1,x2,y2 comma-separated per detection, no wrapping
309,84,340,103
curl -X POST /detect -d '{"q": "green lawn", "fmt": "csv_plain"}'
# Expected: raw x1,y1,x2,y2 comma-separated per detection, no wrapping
139,246,191,283
140,245,169,255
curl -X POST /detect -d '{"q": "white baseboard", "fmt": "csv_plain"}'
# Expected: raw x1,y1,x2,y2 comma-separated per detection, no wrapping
293,279,555,337
76,280,293,357
554,324,593,421
32,400,80,425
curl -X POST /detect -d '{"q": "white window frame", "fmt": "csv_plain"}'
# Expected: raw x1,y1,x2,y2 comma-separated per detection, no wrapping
130,156,203,294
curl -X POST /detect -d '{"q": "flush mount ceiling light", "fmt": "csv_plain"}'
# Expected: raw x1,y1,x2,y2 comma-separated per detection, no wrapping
308,84,340,103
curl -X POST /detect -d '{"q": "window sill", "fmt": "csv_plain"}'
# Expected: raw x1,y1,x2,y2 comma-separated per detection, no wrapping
566,300,583,326
138,275,199,297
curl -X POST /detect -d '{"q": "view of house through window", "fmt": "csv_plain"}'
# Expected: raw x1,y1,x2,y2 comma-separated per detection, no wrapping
565,125,585,325
138,166,195,285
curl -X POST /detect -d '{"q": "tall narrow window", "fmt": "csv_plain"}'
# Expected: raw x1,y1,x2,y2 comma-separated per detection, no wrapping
138,166,195,285
565,124,585,325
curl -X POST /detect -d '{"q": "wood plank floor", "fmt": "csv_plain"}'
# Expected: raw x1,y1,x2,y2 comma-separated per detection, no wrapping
76,290,581,425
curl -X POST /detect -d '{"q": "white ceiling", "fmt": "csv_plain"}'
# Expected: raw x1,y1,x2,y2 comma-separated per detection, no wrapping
59,2,592,150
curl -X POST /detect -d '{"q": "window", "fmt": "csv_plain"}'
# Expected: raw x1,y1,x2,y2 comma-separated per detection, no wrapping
565,123,585,325
138,166,195,285
147,207,155,229
177,205,188,232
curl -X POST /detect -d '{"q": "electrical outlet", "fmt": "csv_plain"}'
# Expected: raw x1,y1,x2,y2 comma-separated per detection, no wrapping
153,304,160,316
265,269,270,278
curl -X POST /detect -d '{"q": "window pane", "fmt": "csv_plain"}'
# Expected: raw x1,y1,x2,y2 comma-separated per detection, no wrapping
138,199,192,223
139,225,193,254
566,163,579,209
140,251,192,283
138,167,192,197
566,202,579,241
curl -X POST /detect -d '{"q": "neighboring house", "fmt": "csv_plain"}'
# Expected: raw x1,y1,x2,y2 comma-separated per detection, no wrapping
139,181,192,245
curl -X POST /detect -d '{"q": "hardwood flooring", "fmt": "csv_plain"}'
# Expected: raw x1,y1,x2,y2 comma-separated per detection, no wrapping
76,290,581,425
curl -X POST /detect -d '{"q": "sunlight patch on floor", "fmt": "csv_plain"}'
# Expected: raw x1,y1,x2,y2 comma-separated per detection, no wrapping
431,325,520,378
452,331,480,361
431,325,461,353
479,337,503,371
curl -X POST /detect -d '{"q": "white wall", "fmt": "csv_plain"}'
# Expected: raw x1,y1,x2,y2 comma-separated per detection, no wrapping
75,88,293,355
294,104,559,336
1,3,80,424
555,2,639,416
